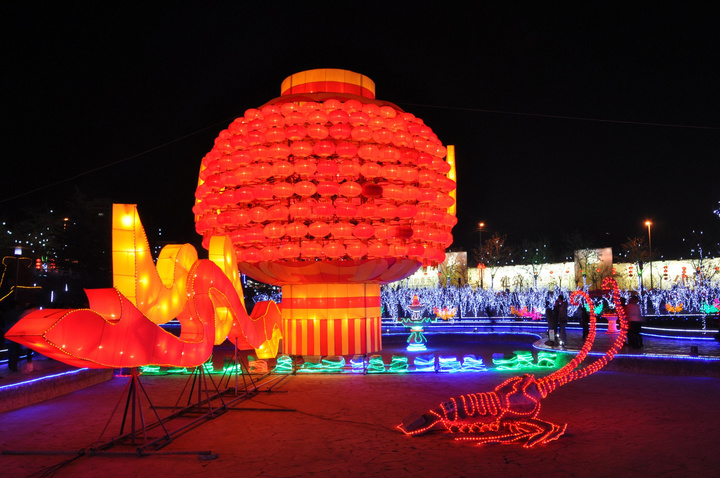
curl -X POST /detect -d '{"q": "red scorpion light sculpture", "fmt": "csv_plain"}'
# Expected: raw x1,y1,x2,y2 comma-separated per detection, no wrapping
398,277,628,447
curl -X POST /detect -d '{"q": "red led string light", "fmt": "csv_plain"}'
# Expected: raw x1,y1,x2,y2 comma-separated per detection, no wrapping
398,278,628,447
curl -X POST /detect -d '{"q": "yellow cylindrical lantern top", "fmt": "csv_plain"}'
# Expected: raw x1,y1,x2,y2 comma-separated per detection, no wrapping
281,68,376,99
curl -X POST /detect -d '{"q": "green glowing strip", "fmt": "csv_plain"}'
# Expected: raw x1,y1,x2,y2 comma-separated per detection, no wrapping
438,356,462,372
273,355,293,373
536,351,558,368
389,355,409,373
367,355,385,373
140,365,162,374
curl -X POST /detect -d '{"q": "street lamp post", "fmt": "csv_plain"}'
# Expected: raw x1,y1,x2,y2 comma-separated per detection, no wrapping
13,246,23,298
645,220,653,289
478,222,485,289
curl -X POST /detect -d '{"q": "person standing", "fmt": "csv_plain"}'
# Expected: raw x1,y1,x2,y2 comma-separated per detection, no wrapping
555,295,568,347
3,301,24,372
3,301,35,372
626,296,644,348
577,303,590,341
545,299,558,346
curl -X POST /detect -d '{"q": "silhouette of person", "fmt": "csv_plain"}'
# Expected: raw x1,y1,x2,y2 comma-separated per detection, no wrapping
545,299,558,346
555,295,568,347
578,304,590,340
626,296,644,348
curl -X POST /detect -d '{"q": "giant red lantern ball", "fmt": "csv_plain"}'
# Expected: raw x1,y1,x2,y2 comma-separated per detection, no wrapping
194,69,457,356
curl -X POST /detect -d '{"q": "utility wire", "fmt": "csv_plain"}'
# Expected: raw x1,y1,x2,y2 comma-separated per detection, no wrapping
0,116,239,204
398,102,720,131
4,104,717,204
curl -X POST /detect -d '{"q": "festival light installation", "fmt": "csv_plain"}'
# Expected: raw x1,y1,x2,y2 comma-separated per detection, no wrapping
398,278,629,447
367,355,386,373
6,205,282,368
193,68,457,356
666,302,684,314
389,355,409,373
350,355,365,373
402,294,431,351
414,354,436,372
461,355,488,372
434,306,457,321
510,306,542,321
438,355,462,372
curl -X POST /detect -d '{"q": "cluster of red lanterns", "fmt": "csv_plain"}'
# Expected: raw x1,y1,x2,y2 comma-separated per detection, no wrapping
193,87,456,267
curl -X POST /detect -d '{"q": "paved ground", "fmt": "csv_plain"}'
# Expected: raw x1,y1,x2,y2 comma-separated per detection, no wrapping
1,331,719,477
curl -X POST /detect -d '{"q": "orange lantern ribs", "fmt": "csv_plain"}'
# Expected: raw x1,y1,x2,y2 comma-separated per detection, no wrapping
194,69,457,356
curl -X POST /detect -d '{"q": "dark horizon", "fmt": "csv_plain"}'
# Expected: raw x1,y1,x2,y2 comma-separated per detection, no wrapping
2,3,718,261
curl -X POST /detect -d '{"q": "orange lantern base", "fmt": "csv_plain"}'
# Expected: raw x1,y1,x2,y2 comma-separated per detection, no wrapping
237,259,421,356
281,283,382,356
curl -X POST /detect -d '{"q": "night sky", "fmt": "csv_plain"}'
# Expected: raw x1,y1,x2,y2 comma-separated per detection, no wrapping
2,2,719,259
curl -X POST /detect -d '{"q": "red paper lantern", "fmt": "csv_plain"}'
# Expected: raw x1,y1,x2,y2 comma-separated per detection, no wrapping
285,221,309,238
271,182,294,198
352,223,375,239
316,181,340,196
300,240,322,258
338,181,362,197
263,223,285,239
345,241,369,258
312,201,335,217
334,202,359,217
322,241,345,258
286,124,307,140
308,221,331,238
293,181,317,197
194,68,457,356
289,201,314,219
335,142,358,158
329,123,352,140
330,221,354,239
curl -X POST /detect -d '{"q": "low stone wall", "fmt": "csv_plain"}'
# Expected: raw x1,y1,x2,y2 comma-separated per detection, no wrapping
0,368,114,414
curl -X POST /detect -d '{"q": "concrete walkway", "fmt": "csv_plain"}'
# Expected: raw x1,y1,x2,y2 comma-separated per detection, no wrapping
1,366,719,477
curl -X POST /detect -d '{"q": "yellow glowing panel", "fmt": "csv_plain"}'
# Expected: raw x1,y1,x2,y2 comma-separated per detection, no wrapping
446,145,456,217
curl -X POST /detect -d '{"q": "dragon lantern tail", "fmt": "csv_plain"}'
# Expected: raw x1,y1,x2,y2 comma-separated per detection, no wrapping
537,278,628,398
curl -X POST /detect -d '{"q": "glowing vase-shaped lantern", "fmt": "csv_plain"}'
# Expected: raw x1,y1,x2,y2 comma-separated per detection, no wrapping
194,69,457,355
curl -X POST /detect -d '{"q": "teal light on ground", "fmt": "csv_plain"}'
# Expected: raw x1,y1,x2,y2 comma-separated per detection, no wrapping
298,357,324,373
516,351,534,368
414,353,436,372
493,350,558,370
536,351,558,368
350,355,365,373
223,363,244,374
389,355,409,373
461,354,488,372
367,355,385,373
322,356,346,372
140,365,162,375
273,354,293,373
439,355,462,372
